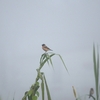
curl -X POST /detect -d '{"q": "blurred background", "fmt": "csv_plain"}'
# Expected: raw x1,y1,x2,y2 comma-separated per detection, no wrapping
0,0,100,100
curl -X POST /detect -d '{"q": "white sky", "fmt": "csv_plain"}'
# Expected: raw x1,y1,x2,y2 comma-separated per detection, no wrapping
0,0,100,100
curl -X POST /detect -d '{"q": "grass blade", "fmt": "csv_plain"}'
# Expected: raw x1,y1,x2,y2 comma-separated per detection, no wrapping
96,46,99,100
56,54,69,73
93,44,99,100
32,96,37,100
41,81,45,100
45,53,50,66
40,54,46,64
93,45,97,89
39,53,55,70
43,75,51,100
46,53,54,68
72,86,77,98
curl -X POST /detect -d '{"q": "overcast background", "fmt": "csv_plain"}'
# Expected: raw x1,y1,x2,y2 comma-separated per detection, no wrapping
0,0,100,100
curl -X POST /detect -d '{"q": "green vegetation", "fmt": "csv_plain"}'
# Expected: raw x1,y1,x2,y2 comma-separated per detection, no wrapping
0,45,99,100
93,44,100,100
72,44,100,100
22,52,68,100
0,96,2,100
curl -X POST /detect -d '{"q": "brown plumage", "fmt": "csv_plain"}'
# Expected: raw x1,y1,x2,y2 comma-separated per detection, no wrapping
89,88,94,98
42,44,52,52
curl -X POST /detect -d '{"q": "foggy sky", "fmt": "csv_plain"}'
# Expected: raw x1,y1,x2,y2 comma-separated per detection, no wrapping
0,0,100,100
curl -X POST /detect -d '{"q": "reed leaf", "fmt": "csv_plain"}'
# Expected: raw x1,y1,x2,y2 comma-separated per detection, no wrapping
46,53,53,67
93,44,99,100
55,53,68,73
39,53,55,70
41,81,45,100
43,75,51,100
40,54,46,64
72,86,77,98
32,96,37,100
36,91,39,97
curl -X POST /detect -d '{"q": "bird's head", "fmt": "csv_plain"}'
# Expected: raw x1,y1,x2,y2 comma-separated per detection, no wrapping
91,88,93,90
42,44,45,46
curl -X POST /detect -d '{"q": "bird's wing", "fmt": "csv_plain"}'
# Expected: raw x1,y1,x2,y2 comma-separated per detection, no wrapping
44,45,50,49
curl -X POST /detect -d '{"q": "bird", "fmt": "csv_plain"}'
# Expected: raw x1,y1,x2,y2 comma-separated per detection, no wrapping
42,44,52,52
89,88,94,98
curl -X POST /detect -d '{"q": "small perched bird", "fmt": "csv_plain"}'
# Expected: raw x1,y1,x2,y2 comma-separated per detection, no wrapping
42,44,52,52
89,88,94,98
